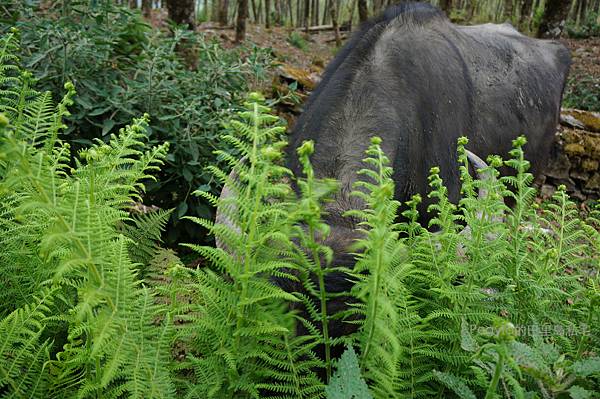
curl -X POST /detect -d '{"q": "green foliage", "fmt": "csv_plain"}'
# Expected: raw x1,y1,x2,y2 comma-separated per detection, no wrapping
325,346,373,399
567,12,600,38
287,31,309,51
174,93,324,398
8,1,275,244
0,29,175,398
563,73,600,112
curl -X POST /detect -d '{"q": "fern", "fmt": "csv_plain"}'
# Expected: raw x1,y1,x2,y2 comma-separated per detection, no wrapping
0,32,174,398
289,139,340,382
180,93,323,398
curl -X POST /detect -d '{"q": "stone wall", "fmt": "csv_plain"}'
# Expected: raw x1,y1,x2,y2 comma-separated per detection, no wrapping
542,109,600,201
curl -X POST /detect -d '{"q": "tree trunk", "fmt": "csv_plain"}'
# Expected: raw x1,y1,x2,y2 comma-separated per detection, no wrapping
212,0,220,21
358,0,368,22
250,0,258,22
235,0,249,42
274,0,281,24
503,0,513,21
218,0,229,25
166,0,196,28
577,0,588,26
257,0,263,23
536,0,570,37
372,0,383,16
519,0,533,26
129,0,137,8
330,0,341,45
467,0,477,20
439,0,452,15
304,0,310,31
322,0,329,23
142,0,152,17
266,0,271,27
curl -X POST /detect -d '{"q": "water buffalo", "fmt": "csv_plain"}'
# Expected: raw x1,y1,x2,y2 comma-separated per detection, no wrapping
285,1,570,264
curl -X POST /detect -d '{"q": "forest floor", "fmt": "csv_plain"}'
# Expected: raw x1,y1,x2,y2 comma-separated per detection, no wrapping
564,37,600,81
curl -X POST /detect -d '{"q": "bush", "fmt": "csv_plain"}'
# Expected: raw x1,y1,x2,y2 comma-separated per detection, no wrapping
564,72,600,112
8,1,275,244
0,30,175,397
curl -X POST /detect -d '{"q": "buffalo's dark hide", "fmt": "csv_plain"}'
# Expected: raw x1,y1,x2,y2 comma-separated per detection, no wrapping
287,2,570,262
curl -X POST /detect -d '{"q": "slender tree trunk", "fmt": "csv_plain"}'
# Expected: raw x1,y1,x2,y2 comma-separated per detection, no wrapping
212,0,220,21
257,0,263,23
358,0,368,22
304,0,310,31
536,0,570,37
288,0,294,25
439,0,453,15
274,0,281,24
372,0,383,16
577,0,588,25
503,0,513,21
323,0,330,23
166,0,196,28
266,0,271,27
348,0,357,29
330,0,341,45
250,0,258,22
519,0,533,26
218,0,229,24
236,0,249,42
142,0,152,17
467,0,477,20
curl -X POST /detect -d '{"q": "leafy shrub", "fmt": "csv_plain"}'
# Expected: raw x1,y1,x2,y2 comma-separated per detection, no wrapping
563,73,600,112
8,1,274,244
0,30,175,397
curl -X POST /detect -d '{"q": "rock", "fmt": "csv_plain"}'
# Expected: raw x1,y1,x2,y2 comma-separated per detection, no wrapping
540,184,556,199
571,170,590,182
278,64,321,91
564,143,586,156
582,158,599,172
544,152,571,179
585,173,600,191
560,114,586,130
561,108,600,133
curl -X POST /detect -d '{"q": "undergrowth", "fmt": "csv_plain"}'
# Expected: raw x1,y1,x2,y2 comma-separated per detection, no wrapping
1,29,599,398
5,0,275,244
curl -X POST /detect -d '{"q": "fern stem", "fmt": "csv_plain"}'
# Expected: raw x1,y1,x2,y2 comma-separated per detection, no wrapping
360,141,387,369
311,224,332,382
361,223,384,369
575,297,595,360
233,102,263,370
484,346,506,399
